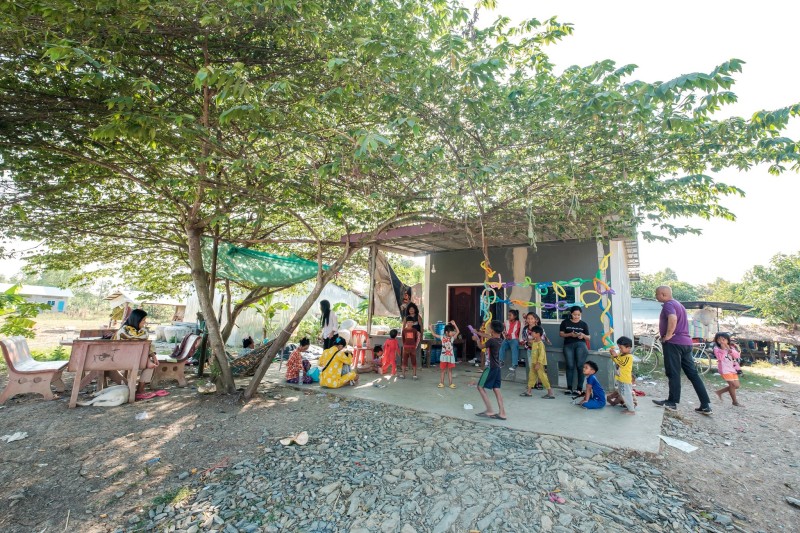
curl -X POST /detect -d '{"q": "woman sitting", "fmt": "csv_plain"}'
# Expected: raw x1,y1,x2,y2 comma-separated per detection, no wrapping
319,336,358,388
111,309,159,396
285,338,313,384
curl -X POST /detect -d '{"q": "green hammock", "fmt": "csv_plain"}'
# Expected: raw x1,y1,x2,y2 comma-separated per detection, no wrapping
202,238,328,287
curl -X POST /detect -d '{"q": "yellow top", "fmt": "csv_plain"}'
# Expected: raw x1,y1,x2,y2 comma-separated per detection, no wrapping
611,351,633,384
530,340,547,366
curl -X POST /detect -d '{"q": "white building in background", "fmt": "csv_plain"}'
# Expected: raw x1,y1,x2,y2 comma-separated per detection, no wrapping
183,283,364,348
0,283,74,312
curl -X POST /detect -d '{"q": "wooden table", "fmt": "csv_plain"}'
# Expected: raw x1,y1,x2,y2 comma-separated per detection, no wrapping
68,339,151,408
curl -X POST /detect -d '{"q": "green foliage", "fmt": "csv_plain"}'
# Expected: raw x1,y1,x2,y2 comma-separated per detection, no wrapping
2,0,799,390
631,269,700,302
390,255,424,286
698,278,745,305
249,294,290,339
30,346,69,362
742,252,800,329
292,315,321,344
0,284,49,338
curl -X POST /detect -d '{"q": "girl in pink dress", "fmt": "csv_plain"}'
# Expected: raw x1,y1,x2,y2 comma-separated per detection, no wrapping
713,332,742,406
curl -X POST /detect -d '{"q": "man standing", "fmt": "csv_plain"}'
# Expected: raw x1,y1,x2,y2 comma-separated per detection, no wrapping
652,286,712,414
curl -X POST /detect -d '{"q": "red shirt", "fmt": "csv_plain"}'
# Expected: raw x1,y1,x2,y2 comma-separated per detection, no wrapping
402,327,420,348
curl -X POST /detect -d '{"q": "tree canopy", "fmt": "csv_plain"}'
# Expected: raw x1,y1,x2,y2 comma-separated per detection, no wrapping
742,252,800,330
631,268,701,302
1,0,799,394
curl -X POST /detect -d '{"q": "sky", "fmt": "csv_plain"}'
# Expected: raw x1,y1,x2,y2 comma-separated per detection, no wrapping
495,0,800,283
1,1,798,285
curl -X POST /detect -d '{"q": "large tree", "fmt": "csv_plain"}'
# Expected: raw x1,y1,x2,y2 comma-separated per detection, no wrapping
742,252,800,330
2,0,799,396
631,269,700,301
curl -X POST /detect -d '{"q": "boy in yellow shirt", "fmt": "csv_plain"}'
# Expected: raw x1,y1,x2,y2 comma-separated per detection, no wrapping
520,326,555,399
609,336,635,415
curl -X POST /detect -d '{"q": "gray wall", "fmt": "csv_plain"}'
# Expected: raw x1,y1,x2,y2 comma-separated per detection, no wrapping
428,240,608,350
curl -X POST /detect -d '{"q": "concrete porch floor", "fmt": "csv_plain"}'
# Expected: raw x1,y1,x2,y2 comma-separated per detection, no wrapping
262,361,664,453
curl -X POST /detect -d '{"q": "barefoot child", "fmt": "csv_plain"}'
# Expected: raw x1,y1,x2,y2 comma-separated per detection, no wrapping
609,336,635,415
575,360,605,409
471,320,507,420
380,330,400,375
429,320,459,388
713,332,742,406
401,319,420,379
520,326,554,399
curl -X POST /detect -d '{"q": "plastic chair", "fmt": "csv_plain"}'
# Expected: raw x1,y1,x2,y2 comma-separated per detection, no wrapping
350,329,372,366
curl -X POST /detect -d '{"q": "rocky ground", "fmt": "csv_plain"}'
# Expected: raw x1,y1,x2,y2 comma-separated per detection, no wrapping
1,367,798,533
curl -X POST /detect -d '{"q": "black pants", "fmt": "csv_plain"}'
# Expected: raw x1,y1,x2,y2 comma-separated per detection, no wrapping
323,337,335,350
663,342,711,407
563,342,588,391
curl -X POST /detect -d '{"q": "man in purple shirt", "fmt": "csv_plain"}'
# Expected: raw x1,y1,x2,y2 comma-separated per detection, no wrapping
652,286,712,414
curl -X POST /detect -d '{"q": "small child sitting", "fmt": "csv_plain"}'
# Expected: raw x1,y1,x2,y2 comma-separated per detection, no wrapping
575,360,605,409
356,345,383,374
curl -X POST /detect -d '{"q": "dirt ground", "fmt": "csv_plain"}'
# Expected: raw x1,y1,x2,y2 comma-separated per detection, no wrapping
644,367,800,532
1,365,799,532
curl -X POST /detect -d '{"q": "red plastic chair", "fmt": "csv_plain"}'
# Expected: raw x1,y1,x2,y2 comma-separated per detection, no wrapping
350,329,372,366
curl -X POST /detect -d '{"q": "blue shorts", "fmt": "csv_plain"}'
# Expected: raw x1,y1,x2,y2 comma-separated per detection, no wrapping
478,367,501,390
582,398,605,409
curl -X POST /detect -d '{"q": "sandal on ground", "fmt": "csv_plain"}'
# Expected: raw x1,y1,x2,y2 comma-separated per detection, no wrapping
520,392,533,397
449,384,456,389
542,394,556,399
475,412,492,418
438,383,444,388
490,414,507,420
153,390,169,397
135,391,157,401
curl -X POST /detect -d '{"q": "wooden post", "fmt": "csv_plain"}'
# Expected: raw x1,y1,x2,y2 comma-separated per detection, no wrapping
366,245,377,335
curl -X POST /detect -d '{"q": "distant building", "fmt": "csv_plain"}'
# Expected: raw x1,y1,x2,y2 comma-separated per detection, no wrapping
0,283,74,312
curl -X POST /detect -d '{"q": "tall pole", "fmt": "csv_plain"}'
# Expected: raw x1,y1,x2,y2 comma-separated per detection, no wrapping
366,245,377,335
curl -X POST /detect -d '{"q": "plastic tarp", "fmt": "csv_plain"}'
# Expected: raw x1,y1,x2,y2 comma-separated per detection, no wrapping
202,238,327,287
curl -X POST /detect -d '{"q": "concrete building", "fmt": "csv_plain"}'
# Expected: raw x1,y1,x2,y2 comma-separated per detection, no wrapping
0,283,74,312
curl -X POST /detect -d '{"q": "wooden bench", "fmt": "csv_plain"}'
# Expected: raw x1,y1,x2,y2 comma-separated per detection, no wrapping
150,333,200,388
0,337,68,405
68,339,150,408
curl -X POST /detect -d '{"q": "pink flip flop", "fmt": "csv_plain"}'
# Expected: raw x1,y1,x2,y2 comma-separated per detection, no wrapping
548,492,566,504
153,390,170,397
135,391,157,401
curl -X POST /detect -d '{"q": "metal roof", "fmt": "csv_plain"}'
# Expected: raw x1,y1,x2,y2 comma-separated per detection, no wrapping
681,301,753,313
344,221,641,279
0,283,74,298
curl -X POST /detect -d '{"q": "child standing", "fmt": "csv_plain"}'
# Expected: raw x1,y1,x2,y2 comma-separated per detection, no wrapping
380,329,400,375
520,325,554,398
575,360,605,409
429,320,459,388
501,309,522,378
713,332,743,406
521,312,551,389
609,336,635,415
401,319,420,379
471,320,507,420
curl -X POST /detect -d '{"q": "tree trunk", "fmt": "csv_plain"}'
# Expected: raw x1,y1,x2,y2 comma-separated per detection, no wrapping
219,286,270,343
243,247,355,400
186,225,236,393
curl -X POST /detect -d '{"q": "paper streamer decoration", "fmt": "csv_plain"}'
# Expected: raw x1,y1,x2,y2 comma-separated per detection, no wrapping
477,253,615,349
